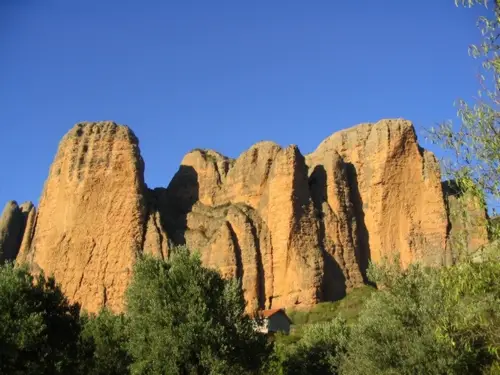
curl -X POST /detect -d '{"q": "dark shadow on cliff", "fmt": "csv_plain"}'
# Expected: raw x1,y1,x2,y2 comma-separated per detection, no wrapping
309,164,347,301
345,163,371,284
0,201,29,263
152,165,200,247
152,170,269,310
226,223,243,281
441,180,459,253
231,204,267,310
247,218,267,310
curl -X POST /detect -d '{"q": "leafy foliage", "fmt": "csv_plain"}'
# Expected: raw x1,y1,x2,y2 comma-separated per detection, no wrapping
286,286,375,328
276,285,374,349
283,318,349,375
1,249,273,375
428,0,500,228
0,263,81,375
125,246,271,375
263,318,349,375
340,253,500,375
77,309,131,375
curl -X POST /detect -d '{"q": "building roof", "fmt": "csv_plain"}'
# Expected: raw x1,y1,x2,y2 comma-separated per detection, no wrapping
261,308,283,318
259,308,293,323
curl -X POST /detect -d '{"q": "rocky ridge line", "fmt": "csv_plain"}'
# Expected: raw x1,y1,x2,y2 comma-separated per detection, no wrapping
6,119,489,313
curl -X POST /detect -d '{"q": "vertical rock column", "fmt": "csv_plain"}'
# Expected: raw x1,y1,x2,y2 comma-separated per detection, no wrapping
28,122,148,313
0,201,28,262
17,203,37,263
258,146,323,307
308,151,364,300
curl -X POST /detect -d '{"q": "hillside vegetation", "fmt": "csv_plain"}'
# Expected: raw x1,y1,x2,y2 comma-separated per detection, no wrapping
276,286,376,346
1,242,499,374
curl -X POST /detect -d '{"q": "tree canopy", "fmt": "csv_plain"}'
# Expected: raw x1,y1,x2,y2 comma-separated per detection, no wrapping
429,0,500,223
125,246,271,375
0,263,81,375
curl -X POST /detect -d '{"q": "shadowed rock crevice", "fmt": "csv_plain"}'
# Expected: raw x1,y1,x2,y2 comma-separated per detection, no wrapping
309,164,347,301
162,165,200,245
0,201,34,263
226,222,243,280
442,180,458,264
142,188,169,260
246,216,267,310
345,162,370,283
17,205,37,265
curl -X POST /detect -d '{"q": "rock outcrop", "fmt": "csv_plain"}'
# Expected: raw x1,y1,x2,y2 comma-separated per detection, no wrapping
306,119,449,267
17,203,36,263
24,122,148,312
162,143,324,310
308,151,365,298
12,118,486,313
0,200,33,262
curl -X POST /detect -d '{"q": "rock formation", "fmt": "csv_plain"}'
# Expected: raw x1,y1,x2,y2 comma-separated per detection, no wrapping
153,142,322,310
8,118,487,313
17,203,36,262
308,151,365,298
20,122,148,312
0,200,33,262
306,119,449,267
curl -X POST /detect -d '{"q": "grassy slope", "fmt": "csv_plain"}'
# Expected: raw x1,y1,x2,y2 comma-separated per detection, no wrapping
276,285,377,345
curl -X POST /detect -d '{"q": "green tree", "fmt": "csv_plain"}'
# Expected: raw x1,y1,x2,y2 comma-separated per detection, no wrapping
77,309,132,375
437,250,500,373
341,256,500,375
0,263,81,375
281,318,349,375
125,246,271,375
428,0,500,238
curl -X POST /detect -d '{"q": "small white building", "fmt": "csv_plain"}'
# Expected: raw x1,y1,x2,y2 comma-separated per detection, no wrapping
253,308,292,335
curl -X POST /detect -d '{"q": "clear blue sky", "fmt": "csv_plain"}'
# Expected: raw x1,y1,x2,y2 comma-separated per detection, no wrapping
0,0,487,207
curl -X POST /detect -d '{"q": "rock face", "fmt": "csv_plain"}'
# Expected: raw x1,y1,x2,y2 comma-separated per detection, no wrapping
306,119,449,267
24,122,147,312
159,119,449,310
308,151,365,298
14,118,485,313
17,203,36,262
161,143,324,310
0,200,33,262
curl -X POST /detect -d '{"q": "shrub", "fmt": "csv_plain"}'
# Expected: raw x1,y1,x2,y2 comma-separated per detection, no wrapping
282,317,349,375
0,263,81,375
78,309,131,375
341,253,500,375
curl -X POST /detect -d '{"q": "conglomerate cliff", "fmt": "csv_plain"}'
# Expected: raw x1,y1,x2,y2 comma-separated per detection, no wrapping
6,119,489,313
